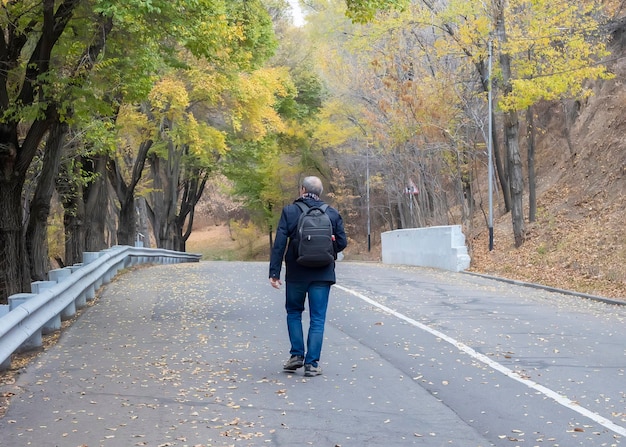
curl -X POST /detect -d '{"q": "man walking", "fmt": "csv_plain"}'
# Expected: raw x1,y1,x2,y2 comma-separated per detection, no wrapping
269,176,347,377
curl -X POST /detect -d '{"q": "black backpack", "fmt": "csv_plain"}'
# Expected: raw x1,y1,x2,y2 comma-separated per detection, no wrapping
294,201,335,267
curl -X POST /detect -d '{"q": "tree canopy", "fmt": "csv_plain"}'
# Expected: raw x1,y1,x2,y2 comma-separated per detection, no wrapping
0,0,282,302
338,0,612,246
0,0,621,302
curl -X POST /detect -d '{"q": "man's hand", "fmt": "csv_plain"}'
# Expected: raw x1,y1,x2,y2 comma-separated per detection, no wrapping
269,277,282,289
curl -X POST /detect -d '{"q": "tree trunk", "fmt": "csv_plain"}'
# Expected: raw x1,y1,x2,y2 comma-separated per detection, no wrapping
178,168,208,247
504,109,525,247
108,139,152,246
0,4,113,296
475,39,510,213
562,100,581,158
147,133,182,250
58,159,86,266
136,197,151,247
491,112,511,212
268,225,273,252
147,154,171,249
83,155,108,251
172,229,185,252
117,194,136,246
526,107,537,223
63,200,86,265
25,120,68,281
0,121,49,302
390,199,402,230
496,0,525,247
457,145,474,231
0,181,30,303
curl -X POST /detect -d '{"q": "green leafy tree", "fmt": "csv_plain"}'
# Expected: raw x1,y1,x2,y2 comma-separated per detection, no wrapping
108,104,154,247
0,0,279,302
0,0,94,301
144,74,228,250
220,66,300,238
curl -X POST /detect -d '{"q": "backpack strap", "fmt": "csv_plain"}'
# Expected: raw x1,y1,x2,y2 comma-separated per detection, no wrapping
295,201,309,213
295,201,328,213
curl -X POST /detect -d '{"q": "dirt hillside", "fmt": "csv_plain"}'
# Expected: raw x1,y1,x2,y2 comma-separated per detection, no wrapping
468,32,626,301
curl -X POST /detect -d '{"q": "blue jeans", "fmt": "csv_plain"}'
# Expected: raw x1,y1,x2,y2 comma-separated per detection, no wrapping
285,281,331,367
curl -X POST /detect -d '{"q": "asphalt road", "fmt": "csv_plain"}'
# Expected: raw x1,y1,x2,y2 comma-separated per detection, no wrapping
0,261,624,447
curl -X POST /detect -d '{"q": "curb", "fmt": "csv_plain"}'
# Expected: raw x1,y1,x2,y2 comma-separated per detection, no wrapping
462,271,626,306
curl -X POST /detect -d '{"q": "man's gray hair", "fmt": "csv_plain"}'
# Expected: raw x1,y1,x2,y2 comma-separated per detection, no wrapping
302,176,323,196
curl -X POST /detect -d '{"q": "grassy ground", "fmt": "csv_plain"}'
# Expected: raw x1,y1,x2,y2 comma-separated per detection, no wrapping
186,224,270,261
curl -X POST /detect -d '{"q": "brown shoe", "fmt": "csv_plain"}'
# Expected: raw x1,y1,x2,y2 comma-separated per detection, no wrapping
283,355,304,371
304,364,322,377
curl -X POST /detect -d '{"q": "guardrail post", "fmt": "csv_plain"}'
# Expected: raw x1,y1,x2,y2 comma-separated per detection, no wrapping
50,266,88,311
83,252,101,265
82,257,104,290
31,280,57,293
9,293,43,351
103,262,119,284
93,275,103,290
0,305,10,369
48,268,72,282
31,281,62,334
85,284,96,301
60,300,76,320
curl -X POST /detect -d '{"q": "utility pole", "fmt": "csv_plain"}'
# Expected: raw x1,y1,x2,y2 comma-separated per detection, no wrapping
488,39,494,251
366,142,371,251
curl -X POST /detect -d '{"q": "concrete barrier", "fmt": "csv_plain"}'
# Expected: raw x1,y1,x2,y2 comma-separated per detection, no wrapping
381,225,471,272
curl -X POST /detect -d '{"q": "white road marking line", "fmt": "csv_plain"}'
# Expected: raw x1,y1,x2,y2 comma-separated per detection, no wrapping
335,284,626,437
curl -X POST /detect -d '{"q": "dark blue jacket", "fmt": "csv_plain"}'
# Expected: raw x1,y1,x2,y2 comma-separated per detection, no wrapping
269,197,347,284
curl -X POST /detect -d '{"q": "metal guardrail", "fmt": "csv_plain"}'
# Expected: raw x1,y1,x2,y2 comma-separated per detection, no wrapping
0,245,201,370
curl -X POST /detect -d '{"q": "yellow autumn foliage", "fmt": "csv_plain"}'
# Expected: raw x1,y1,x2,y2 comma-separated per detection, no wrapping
149,77,190,118
313,99,367,149
228,67,292,140
496,0,612,111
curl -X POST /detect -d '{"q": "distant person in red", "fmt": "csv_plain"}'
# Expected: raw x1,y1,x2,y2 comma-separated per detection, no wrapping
269,176,347,377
